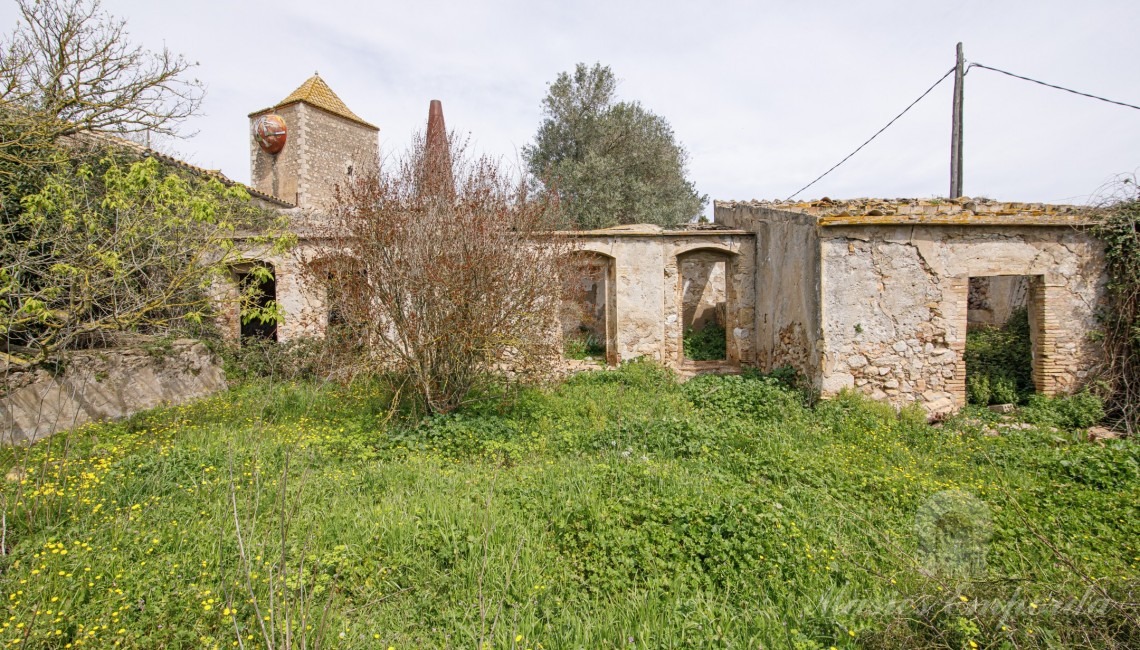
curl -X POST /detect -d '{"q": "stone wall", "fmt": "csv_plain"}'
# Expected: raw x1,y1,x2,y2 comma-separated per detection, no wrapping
250,103,379,212
222,227,756,371
548,227,757,368
212,242,329,344
968,275,1029,327
716,203,822,379
250,102,303,205
679,252,726,331
1,340,226,445
819,225,1105,415
664,243,755,365
295,107,378,212
559,252,613,361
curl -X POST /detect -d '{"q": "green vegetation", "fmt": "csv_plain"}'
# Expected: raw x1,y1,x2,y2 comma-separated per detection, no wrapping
1,155,287,363
965,308,1034,405
563,330,606,360
683,323,727,361
1,364,1137,648
1094,179,1140,434
523,63,707,229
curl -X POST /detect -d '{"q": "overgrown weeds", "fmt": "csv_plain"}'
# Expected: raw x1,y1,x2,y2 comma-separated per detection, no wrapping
1,362,1136,648
965,307,1034,405
682,322,727,361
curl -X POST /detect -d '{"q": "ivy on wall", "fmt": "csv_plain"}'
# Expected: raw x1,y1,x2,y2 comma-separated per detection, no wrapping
1093,178,1140,435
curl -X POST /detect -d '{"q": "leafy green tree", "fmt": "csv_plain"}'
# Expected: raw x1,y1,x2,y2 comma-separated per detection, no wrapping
1,0,202,202
0,0,276,366
1,155,287,362
523,63,707,230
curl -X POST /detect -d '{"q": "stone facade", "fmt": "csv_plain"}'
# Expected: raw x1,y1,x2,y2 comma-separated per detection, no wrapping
227,77,1111,418
249,76,379,212
968,275,1028,327
555,225,756,370
212,241,331,343
2,340,226,444
679,252,727,332
560,252,614,362
717,198,1106,417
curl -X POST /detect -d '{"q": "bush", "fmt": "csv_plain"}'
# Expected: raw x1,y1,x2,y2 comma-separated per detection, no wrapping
218,337,333,383
1022,391,1106,430
683,323,726,361
563,330,605,360
309,130,562,415
682,372,805,423
964,307,1034,405
1093,181,1140,433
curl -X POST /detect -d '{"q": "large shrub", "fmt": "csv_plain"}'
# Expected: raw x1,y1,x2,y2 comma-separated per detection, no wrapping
310,131,563,414
1094,178,1140,434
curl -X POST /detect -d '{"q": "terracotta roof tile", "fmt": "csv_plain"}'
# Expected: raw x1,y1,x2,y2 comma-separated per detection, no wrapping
251,74,377,130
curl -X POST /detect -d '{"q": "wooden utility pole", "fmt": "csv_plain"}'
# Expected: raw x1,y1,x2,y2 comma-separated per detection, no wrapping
949,42,965,198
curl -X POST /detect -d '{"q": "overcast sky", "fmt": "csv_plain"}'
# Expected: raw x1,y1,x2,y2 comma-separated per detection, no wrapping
8,0,1140,212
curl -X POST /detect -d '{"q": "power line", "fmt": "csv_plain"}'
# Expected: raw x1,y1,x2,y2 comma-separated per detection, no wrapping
969,62,1140,112
786,66,956,201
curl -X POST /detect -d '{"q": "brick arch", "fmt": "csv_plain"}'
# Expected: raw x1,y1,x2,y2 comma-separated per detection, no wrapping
672,242,741,259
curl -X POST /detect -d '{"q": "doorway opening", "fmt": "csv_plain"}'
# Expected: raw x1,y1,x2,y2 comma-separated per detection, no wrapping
679,250,729,362
233,262,278,342
964,275,1039,405
559,252,615,365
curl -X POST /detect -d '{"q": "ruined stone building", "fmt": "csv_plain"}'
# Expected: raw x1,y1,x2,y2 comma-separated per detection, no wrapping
219,75,1108,418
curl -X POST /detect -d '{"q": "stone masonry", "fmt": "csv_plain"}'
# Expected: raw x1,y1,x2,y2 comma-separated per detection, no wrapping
223,76,1111,418
249,74,379,212
717,198,1106,417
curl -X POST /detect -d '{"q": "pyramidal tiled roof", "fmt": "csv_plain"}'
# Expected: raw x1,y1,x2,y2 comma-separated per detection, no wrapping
251,73,378,130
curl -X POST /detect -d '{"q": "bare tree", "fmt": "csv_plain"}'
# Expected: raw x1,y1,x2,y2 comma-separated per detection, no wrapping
310,130,564,414
0,0,203,182
1,0,202,136
0,0,248,367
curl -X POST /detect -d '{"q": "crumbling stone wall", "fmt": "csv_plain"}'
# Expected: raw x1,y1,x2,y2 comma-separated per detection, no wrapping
559,252,613,361
664,239,754,366
716,198,1105,417
211,242,329,344
716,204,821,379
679,252,726,331
557,226,756,368
819,225,1105,415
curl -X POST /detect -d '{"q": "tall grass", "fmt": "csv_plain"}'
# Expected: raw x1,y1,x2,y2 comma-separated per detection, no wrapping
0,362,1136,648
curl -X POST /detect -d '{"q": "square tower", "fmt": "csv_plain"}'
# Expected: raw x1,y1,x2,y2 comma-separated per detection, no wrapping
248,73,379,211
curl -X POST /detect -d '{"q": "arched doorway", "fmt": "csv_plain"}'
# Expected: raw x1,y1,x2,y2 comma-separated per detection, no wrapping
559,251,617,365
676,248,734,364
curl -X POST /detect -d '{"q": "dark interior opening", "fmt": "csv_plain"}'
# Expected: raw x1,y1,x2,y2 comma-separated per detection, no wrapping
235,264,278,342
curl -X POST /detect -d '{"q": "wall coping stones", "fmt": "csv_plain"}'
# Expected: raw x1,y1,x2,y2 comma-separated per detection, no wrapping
714,198,1097,227
549,223,754,237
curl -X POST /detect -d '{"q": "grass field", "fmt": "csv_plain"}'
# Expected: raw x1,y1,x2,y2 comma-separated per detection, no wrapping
1,362,1137,649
